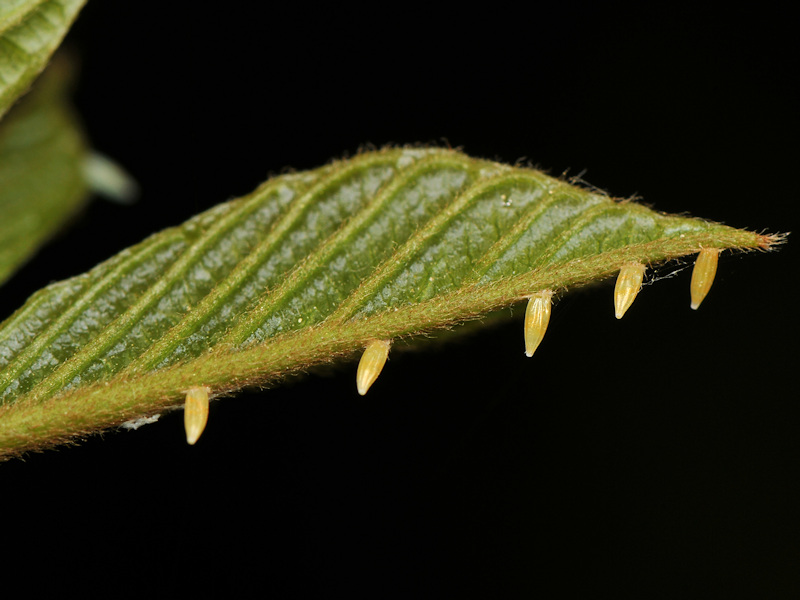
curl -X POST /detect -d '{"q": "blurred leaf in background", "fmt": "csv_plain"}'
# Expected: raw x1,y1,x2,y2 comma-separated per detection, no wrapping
0,0,89,285
0,56,89,285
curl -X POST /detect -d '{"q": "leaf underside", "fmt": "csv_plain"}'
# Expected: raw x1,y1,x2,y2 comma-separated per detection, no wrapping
0,147,777,459
0,56,89,285
0,0,86,120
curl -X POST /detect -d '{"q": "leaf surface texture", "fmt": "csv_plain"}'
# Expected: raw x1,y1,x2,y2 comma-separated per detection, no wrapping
0,148,773,458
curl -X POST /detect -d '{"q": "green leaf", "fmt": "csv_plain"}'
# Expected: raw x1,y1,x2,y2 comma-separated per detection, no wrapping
0,55,89,286
0,148,779,459
0,0,86,120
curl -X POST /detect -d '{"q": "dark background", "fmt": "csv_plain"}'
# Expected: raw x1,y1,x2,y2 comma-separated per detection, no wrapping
1,4,797,598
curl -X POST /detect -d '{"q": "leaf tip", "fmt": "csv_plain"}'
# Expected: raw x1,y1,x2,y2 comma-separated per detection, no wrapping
757,231,789,251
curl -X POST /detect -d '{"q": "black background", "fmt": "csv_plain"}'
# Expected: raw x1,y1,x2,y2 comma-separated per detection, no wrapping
1,4,797,598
